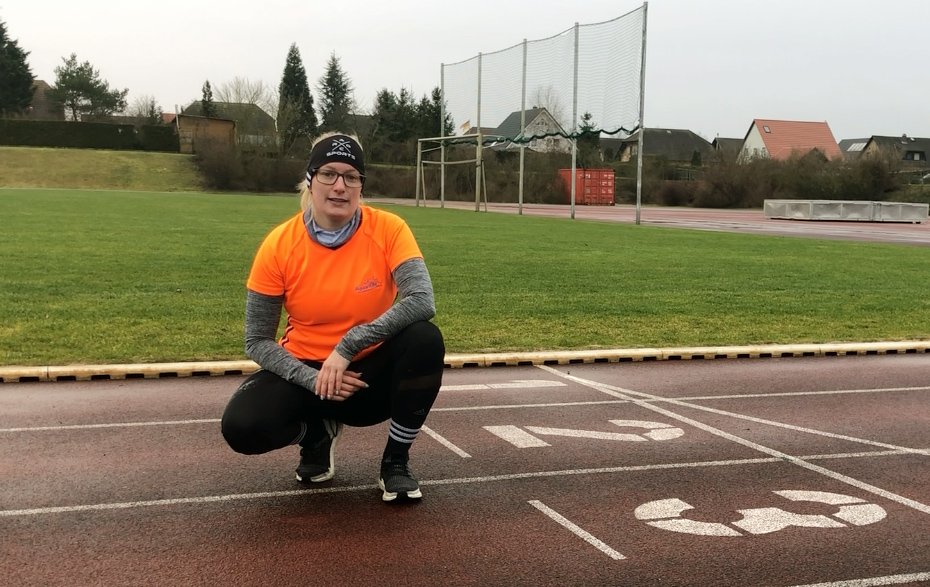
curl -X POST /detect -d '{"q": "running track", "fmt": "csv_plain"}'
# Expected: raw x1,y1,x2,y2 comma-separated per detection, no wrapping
370,198,930,247
2,354,930,586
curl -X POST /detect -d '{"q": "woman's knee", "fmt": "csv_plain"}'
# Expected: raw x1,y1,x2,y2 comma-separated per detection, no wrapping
399,321,445,363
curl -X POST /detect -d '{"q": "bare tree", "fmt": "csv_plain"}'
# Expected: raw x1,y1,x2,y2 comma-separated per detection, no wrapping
215,76,274,113
529,84,569,130
127,94,162,124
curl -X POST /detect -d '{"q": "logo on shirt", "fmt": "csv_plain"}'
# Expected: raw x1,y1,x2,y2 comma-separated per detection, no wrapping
355,276,383,293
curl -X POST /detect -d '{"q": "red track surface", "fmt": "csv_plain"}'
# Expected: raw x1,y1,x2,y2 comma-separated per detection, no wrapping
371,199,930,247
3,355,930,586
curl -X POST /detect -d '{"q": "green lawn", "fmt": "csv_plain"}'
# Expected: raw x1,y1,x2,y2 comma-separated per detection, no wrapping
1,188,929,366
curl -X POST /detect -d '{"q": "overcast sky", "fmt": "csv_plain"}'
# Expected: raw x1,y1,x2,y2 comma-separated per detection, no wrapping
4,0,929,142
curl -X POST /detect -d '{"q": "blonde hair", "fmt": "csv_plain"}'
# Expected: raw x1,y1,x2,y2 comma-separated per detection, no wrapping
299,131,364,212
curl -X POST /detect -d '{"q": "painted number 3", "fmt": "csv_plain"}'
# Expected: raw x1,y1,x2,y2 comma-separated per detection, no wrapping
634,490,887,536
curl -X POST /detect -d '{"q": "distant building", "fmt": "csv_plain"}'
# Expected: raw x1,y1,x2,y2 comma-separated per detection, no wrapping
838,138,869,161
175,114,236,154
711,137,743,161
181,101,276,147
617,128,714,164
861,135,930,165
23,80,64,121
738,119,841,162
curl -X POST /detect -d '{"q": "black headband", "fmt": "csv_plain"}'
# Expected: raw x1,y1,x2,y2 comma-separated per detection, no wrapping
306,135,365,181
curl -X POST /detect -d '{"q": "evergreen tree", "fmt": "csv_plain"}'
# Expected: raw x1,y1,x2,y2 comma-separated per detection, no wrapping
277,43,316,155
0,18,35,117
577,111,601,168
201,80,218,118
316,52,354,132
415,87,454,139
47,53,128,121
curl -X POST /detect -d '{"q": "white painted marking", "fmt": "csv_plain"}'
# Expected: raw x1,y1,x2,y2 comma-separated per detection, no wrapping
484,425,550,447
634,498,693,520
525,426,647,442
0,418,220,433
773,491,886,527
433,400,625,412
528,500,626,560
440,379,566,391
788,571,930,586
0,456,781,517
734,507,845,534
420,426,471,458
835,504,887,526
538,365,930,517
775,490,865,506
648,518,743,537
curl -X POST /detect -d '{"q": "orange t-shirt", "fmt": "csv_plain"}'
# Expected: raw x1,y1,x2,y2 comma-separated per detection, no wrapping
247,205,423,361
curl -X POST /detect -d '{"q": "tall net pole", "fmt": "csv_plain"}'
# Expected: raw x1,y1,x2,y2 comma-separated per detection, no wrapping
440,64,446,208
475,53,483,212
635,3,649,225
518,39,527,216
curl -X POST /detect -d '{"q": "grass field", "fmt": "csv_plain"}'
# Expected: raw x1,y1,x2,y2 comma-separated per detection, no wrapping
0,146,204,192
1,187,929,366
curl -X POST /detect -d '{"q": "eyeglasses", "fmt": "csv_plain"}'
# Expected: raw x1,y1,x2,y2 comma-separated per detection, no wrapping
312,168,365,188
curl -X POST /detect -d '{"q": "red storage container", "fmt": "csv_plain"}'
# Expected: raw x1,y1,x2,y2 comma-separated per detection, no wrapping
559,169,615,205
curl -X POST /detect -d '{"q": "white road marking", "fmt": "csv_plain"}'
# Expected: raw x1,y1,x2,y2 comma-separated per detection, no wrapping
788,572,930,586
3,385,927,433
484,425,551,447
440,379,566,391
0,419,220,433
537,365,930,516
0,456,782,517
528,500,626,560
420,425,471,458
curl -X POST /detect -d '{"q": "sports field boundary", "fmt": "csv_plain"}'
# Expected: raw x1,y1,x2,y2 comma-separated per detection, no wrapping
1,340,928,383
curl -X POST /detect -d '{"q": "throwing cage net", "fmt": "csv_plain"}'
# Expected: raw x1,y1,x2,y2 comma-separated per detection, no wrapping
418,3,648,219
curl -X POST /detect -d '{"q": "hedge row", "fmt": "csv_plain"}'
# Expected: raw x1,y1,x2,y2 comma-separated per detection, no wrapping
0,119,180,152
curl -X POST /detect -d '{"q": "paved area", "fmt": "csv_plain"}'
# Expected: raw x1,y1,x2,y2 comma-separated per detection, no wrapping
370,199,930,247
2,354,930,586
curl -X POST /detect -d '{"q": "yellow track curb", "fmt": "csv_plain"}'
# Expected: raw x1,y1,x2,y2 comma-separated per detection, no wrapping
1,341,928,383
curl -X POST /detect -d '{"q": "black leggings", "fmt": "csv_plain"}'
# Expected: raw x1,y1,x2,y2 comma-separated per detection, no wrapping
221,320,445,455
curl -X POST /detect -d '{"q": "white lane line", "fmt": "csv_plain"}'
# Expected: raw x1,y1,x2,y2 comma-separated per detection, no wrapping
2,450,910,519
441,380,567,391
528,500,626,560
434,400,626,412
4,384,926,433
538,365,930,516
676,385,930,402
788,572,930,586
546,373,930,457
0,456,781,517
0,419,220,433
420,425,471,458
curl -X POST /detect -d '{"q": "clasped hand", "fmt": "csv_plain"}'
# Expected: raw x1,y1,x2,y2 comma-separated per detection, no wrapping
314,349,367,401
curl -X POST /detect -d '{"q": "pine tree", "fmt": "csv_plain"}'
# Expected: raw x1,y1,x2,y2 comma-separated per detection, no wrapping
47,54,128,121
277,43,316,155
316,52,354,132
0,18,36,117
201,80,218,118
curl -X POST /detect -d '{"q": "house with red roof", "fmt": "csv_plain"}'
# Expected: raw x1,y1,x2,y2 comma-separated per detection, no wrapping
738,119,842,162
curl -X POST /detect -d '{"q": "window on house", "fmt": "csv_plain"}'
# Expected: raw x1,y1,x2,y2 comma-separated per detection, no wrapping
904,151,924,161
763,126,771,133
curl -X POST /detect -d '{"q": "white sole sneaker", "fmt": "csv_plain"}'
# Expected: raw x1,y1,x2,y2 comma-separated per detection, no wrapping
295,421,344,483
378,477,422,502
